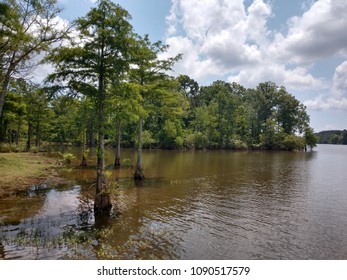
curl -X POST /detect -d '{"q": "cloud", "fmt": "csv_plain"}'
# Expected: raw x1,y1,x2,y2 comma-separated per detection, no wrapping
305,96,347,111
165,0,273,80
228,64,327,90
29,16,71,83
332,61,347,96
165,0,346,93
270,0,347,65
305,60,347,110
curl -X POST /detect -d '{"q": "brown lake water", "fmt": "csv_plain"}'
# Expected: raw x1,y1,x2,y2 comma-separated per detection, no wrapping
1,145,347,259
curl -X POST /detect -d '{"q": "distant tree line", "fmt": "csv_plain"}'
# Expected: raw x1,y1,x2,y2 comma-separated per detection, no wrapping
315,130,347,145
0,77,317,152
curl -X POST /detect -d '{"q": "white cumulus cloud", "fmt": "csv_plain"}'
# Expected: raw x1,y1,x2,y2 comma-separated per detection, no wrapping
305,60,347,110
165,0,347,97
270,0,347,65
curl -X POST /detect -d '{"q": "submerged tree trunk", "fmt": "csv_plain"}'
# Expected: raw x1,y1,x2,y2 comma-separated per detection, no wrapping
79,128,88,167
114,121,121,168
96,99,105,191
95,97,111,213
87,123,96,147
134,115,144,180
94,67,111,213
80,154,88,167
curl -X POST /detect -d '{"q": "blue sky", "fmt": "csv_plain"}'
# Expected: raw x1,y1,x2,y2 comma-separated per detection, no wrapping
55,0,347,132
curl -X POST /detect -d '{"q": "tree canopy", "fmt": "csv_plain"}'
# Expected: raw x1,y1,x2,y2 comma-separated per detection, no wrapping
0,0,68,121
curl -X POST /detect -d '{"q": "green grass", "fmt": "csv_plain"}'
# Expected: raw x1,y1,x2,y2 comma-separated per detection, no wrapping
0,153,59,198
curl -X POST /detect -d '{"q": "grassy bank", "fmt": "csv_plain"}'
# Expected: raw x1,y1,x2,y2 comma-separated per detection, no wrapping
0,153,61,198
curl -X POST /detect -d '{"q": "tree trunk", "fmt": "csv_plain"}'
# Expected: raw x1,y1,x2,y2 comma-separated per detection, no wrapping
114,121,121,168
95,95,111,213
27,121,32,151
0,78,11,127
16,117,21,145
0,113,4,142
79,128,88,167
96,98,105,194
0,86,6,125
87,123,95,147
134,115,144,180
94,48,111,212
0,54,16,122
35,121,40,148
0,77,10,123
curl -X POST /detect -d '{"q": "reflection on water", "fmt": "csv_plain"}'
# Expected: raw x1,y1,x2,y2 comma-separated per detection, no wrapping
1,145,347,259
0,184,96,259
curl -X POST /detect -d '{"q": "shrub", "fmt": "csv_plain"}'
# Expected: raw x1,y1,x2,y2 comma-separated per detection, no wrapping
63,153,75,165
0,143,26,153
174,136,183,148
231,138,248,150
282,135,305,151
122,158,133,169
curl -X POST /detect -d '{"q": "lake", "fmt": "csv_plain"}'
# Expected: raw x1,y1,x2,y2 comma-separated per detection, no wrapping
1,145,347,259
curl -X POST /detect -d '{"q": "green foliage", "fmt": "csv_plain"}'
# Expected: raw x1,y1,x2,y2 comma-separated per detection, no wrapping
121,158,133,169
63,153,75,165
0,0,67,119
0,142,25,152
141,130,155,148
282,134,305,151
1,77,316,152
304,127,318,149
174,136,183,148
231,137,248,150
183,131,208,150
260,118,285,149
315,130,346,145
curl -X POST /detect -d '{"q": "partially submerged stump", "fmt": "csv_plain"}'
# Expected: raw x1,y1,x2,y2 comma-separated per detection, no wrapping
114,157,121,169
94,192,112,213
79,155,88,167
134,167,145,180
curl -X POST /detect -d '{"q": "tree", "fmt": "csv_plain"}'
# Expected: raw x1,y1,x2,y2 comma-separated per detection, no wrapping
75,96,95,166
191,102,218,149
147,88,188,149
177,74,200,109
0,91,25,144
46,0,133,212
129,35,181,180
49,95,79,145
0,79,52,149
343,130,347,145
304,127,318,150
108,82,139,168
276,87,310,135
0,0,67,127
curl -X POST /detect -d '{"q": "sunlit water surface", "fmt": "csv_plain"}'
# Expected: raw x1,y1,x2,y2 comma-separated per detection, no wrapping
1,145,347,259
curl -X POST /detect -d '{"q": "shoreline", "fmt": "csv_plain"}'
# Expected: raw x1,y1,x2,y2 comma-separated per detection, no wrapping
0,152,63,199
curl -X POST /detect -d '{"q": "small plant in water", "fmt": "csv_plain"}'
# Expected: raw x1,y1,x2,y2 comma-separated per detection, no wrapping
63,153,75,165
104,170,119,196
122,158,133,169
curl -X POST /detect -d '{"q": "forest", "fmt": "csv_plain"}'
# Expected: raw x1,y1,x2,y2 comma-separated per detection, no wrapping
1,77,317,152
1,0,317,211
315,130,347,145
